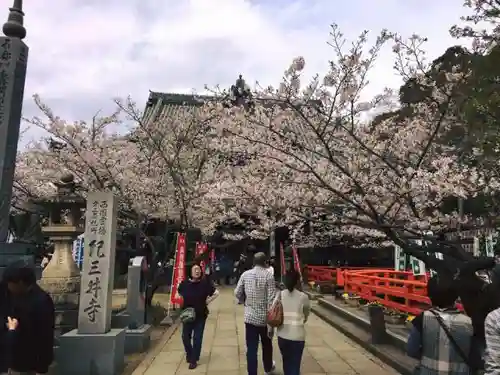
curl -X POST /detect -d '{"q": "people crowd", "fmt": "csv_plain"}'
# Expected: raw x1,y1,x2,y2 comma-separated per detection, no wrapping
12,244,500,375
183,246,500,375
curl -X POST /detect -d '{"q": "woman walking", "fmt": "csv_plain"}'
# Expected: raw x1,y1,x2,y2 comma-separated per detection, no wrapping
178,264,219,370
277,269,311,375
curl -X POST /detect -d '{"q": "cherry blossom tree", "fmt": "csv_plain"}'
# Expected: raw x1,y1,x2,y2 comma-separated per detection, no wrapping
202,24,500,344
114,97,237,235
15,95,166,221
14,94,237,239
450,0,500,51
203,25,486,254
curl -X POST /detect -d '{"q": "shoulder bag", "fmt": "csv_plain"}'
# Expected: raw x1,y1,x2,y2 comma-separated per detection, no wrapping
267,291,284,328
180,307,196,323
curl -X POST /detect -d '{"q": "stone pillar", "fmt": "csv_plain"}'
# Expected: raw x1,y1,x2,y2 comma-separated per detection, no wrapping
123,256,152,354
126,256,147,328
78,191,118,334
58,191,125,375
0,1,28,242
368,305,387,344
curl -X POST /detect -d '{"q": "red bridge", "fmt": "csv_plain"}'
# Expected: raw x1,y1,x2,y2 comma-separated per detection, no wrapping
305,265,462,315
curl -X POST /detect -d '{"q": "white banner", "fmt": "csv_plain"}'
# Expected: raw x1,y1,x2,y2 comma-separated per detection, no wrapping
411,239,426,276
270,230,276,257
473,237,481,257
394,245,406,271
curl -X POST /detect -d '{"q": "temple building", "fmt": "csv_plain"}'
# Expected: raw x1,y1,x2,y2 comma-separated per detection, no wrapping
142,74,253,125
139,78,394,267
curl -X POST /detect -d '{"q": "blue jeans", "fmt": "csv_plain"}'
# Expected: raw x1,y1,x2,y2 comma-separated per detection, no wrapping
278,337,305,375
245,323,273,375
182,318,206,363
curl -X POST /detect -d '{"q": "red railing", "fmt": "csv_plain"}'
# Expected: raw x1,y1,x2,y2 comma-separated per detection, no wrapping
306,265,462,315
305,265,366,285
342,269,429,315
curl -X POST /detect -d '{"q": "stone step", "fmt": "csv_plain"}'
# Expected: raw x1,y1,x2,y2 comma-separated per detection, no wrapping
317,297,410,340
311,302,416,375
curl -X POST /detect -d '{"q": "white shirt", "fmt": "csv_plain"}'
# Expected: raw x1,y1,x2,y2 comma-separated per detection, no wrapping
234,266,276,326
276,289,311,341
268,266,274,276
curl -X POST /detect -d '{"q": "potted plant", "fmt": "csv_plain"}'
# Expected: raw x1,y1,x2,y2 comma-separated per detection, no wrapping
383,308,406,325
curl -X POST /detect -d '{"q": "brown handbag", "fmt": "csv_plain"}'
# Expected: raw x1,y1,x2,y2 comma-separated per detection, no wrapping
267,291,284,327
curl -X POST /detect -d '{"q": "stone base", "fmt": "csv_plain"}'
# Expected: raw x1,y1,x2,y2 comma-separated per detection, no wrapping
124,324,152,354
111,311,130,328
57,328,125,375
42,292,80,336
53,307,79,337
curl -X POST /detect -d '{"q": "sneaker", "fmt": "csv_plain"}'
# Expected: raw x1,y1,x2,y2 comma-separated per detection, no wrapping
189,362,197,370
265,361,276,375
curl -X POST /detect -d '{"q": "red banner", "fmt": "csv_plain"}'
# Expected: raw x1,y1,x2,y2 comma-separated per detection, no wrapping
292,245,302,281
280,243,286,276
170,233,187,306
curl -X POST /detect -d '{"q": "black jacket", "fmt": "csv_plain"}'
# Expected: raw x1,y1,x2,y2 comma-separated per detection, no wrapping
7,285,55,373
0,329,15,372
0,282,14,372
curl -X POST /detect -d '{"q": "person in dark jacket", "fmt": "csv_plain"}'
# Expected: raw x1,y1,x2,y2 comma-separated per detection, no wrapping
178,264,219,370
0,316,18,374
0,275,18,375
3,264,55,374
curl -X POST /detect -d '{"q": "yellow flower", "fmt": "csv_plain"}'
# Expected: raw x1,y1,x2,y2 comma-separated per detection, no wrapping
406,315,415,322
342,293,349,299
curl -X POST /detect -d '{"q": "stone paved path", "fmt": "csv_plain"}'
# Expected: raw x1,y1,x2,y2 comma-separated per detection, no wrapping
139,288,400,375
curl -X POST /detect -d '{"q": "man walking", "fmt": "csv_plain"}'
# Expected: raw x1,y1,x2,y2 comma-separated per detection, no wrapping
235,252,276,375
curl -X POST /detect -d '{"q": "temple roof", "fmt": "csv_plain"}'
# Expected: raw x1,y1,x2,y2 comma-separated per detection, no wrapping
142,75,262,125
142,91,214,125
142,72,326,127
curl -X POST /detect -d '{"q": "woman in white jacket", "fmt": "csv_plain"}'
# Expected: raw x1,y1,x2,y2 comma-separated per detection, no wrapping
277,269,311,375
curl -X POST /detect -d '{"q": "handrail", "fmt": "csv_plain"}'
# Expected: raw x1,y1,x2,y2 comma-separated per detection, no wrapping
305,265,366,283
342,269,429,315
305,265,462,315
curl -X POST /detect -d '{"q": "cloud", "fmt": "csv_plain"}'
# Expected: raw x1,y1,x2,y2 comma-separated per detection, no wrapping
0,0,469,145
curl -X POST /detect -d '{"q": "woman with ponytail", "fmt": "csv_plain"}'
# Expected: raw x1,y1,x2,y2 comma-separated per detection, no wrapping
277,269,310,375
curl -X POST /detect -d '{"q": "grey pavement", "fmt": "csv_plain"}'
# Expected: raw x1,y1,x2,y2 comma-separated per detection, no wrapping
135,288,401,375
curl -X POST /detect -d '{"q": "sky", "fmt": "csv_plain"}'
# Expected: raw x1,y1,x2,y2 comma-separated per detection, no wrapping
0,0,471,145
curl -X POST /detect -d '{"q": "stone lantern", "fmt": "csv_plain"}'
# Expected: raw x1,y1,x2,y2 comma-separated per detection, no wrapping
37,173,86,334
